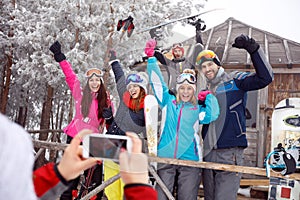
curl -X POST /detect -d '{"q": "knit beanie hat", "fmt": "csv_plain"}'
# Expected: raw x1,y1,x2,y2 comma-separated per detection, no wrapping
126,72,149,94
176,69,197,92
172,43,184,57
196,50,221,67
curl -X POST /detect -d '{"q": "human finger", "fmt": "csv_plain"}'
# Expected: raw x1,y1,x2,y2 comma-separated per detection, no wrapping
125,132,142,153
69,129,93,152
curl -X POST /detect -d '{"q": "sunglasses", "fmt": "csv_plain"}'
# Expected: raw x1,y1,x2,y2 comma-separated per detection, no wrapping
172,43,183,49
85,68,103,78
176,73,196,84
196,50,217,65
125,74,143,85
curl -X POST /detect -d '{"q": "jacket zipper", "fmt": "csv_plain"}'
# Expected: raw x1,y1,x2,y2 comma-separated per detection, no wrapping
174,104,184,158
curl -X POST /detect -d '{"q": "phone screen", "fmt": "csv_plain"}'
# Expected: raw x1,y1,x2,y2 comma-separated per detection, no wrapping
89,136,127,160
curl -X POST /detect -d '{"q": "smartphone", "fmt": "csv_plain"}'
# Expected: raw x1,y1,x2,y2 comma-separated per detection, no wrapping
82,133,132,161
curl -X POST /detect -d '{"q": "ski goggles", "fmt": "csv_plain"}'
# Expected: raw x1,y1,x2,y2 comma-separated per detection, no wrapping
176,73,196,84
196,50,217,65
172,43,184,49
125,74,143,85
85,68,103,78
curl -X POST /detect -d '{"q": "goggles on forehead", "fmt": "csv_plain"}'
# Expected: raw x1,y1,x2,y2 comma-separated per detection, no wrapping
196,50,217,65
176,73,196,84
125,74,143,85
172,43,183,49
85,68,103,78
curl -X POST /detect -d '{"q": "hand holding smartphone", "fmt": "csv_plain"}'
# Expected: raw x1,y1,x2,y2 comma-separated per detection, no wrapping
82,134,132,161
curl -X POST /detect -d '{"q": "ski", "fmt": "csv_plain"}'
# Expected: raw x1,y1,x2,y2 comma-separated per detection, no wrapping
136,9,221,34
144,95,159,169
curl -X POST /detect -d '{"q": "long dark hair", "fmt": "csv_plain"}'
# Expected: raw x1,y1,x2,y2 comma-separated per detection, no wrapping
81,79,108,119
131,87,146,112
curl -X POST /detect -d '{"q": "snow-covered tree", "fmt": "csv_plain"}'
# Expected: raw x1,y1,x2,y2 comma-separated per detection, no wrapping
2,0,206,129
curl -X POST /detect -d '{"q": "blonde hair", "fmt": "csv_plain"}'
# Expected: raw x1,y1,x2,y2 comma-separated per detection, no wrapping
176,69,197,105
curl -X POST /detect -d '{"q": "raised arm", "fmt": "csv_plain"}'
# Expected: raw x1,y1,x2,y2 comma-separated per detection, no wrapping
108,50,127,96
146,57,171,107
232,35,274,91
50,41,80,93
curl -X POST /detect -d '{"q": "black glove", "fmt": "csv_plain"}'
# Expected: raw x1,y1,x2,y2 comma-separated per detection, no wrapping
232,34,260,54
49,41,66,62
109,50,117,62
103,107,113,124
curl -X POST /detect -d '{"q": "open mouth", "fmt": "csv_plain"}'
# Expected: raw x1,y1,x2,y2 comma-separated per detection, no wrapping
130,91,137,96
91,85,99,90
182,94,190,97
206,71,213,76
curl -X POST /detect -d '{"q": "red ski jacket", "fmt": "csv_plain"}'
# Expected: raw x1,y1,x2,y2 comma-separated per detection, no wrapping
33,163,158,200
33,163,69,199
124,184,158,200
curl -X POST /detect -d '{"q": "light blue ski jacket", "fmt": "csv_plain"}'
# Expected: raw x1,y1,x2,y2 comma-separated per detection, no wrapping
147,57,220,161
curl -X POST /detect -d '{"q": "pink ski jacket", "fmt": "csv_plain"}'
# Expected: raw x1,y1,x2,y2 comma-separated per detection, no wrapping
59,60,109,137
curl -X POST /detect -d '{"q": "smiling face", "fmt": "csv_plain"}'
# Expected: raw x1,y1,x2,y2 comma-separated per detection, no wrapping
178,84,195,102
88,75,102,92
201,61,220,80
173,48,183,59
127,84,141,99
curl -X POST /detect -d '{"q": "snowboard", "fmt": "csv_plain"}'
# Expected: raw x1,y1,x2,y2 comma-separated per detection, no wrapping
265,98,300,175
144,95,159,168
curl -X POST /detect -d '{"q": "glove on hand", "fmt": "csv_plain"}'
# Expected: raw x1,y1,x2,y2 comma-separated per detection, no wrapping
144,39,157,57
232,34,260,54
49,41,66,62
109,50,117,62
198,90,212,105
102,107,113,120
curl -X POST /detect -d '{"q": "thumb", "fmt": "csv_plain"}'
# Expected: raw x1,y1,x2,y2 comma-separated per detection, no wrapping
119,151,129,172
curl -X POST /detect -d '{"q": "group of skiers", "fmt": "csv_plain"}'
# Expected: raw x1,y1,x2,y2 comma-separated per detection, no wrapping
0,24,274,200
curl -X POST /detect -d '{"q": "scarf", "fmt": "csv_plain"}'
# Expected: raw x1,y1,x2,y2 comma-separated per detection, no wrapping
122,91,145,111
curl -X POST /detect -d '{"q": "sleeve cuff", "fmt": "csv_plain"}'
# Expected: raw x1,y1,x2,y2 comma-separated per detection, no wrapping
53,163,69,186
124,183,153,189
109,59,120,66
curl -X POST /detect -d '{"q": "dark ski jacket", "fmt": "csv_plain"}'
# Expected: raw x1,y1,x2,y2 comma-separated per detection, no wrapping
107,60,146,138
202,47,274,151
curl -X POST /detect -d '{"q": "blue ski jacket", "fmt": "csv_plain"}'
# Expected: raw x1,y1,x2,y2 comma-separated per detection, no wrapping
202,47,274,151
147,57,220,161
